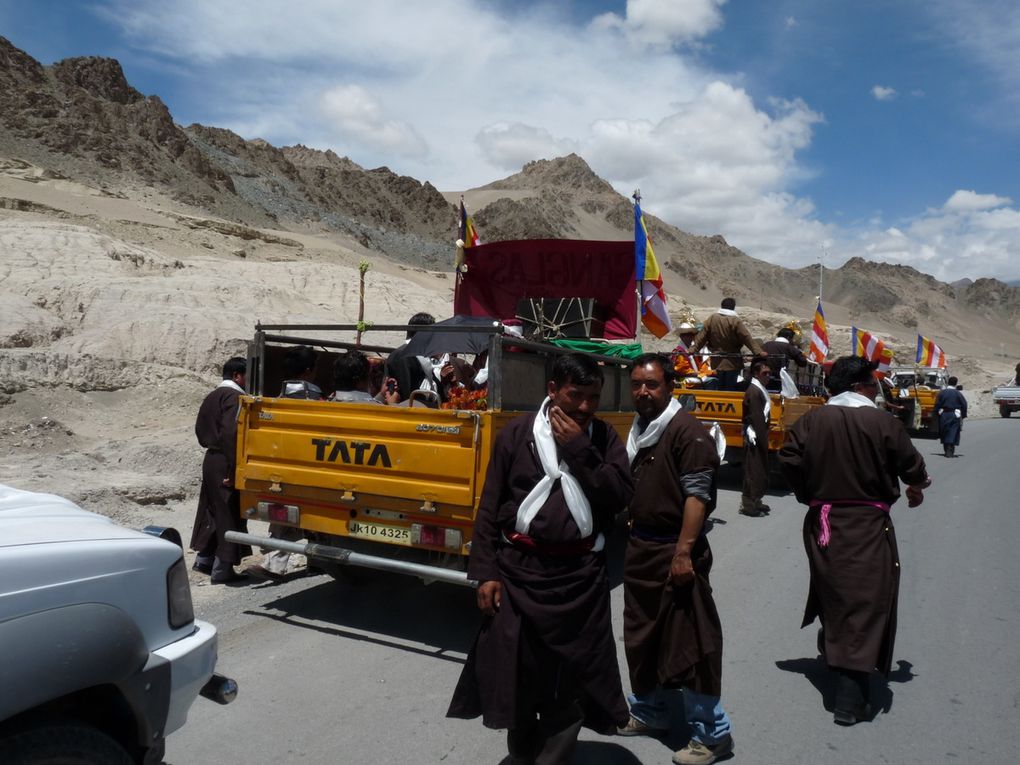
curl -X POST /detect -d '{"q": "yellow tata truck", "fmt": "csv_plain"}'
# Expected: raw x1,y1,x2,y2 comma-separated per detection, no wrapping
224,323,634,587
885,366,948,434
673,361,827,456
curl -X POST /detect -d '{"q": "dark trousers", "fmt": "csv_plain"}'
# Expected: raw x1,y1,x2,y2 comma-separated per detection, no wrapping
716,370,740,391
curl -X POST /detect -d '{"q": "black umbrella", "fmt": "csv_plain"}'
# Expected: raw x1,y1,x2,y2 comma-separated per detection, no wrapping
403,315,502,358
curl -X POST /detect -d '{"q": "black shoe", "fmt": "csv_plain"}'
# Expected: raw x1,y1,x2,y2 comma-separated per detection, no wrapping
756,504,772,514
211,570,250,584
833,703,872,726
739,508,765,517
192,562,213,575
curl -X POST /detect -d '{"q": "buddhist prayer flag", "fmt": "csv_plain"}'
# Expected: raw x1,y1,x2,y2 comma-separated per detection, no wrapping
852,326,894,374
459,199,480,248
916,335,946,368
807,300,829,363
634,198,671,338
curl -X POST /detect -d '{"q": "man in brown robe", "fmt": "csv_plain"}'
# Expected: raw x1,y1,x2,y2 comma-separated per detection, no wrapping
762,327,807,391
779,356,931,725
448,353,633,764
618,353,733,765
739,358,772,517
689,297,764,391
190,356,252,584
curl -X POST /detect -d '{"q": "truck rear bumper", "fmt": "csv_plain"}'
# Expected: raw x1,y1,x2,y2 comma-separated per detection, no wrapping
225,531,477,588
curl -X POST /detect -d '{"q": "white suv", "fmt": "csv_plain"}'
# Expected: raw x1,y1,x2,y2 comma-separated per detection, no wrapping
0,484,235,764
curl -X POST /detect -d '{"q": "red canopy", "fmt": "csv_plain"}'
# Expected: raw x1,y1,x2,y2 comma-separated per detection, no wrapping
453,239,637,340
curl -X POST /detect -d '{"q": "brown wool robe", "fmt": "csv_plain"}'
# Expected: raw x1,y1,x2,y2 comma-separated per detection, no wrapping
624,411,724,697
778,404,928,674
447,413,634,734
740,382,770,510
189,384,251,565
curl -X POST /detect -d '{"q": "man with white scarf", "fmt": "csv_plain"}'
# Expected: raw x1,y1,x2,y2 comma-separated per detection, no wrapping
618,353,734,765
688,297,765,391
448,353,633,763
779,356,931,726
190,356,252,584
739,358,773,517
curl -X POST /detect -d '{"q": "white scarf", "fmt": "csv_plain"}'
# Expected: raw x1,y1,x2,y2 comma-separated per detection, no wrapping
826,391,877,408
218,379,244,394
750,377,772,420
415,356,440,393
627,398,681,462
744,377,771,447
717,308,738,317
516,397,601,549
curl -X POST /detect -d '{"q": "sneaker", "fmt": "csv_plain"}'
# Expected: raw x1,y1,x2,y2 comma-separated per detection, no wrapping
617,716,667,737
672,734,734,765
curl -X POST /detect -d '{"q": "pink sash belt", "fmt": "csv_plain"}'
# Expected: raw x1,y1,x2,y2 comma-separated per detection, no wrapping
808,500,890,548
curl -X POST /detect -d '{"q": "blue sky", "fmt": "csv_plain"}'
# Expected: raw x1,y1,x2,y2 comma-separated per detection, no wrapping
2,0,1018,282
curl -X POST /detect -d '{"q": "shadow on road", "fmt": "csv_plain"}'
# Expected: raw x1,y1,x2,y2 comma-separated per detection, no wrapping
498,741,646,765
776,656,916,716
244,571,480,660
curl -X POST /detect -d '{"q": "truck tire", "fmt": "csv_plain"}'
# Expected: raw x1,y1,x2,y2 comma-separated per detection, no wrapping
0,719,134,765
1001,405,1011,419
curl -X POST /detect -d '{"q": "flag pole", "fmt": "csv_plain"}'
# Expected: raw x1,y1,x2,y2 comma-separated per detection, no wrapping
632,189,642,342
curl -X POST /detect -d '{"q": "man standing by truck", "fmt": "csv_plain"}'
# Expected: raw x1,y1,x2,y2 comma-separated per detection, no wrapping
448,353,633,763
689,298,765,391
739,359,773,517
619,353,734,765
191,356,252,584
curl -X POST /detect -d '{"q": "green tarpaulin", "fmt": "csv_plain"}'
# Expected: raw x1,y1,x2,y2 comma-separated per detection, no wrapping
548,338,645,360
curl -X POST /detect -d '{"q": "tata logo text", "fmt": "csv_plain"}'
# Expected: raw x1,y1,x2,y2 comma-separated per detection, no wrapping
311,438,392,467
696,401,737,414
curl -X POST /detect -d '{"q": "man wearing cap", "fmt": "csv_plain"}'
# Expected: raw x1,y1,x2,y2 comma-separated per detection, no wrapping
689,298,765,391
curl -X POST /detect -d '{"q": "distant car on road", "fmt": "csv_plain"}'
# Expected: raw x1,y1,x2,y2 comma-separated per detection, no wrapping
0,484,236,765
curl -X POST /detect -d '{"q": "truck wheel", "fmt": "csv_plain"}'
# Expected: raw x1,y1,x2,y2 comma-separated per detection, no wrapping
0,720,134,765
1001,406,1011,419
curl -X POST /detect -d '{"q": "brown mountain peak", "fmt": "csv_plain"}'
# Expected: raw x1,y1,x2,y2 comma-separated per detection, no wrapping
51,55,143,105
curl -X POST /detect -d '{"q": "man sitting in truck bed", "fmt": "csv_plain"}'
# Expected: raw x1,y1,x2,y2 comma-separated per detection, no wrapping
328,350,400,405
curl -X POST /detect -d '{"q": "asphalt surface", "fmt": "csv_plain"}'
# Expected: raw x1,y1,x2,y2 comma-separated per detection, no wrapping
166,417,1020,765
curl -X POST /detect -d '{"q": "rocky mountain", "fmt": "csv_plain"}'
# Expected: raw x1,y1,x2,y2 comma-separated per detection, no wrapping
2,34,1019,356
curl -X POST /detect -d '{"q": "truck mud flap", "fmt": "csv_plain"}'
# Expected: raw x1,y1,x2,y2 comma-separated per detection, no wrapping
224,531,477,588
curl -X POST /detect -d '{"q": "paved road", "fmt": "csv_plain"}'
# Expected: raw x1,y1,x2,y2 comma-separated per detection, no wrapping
166,418,1020,764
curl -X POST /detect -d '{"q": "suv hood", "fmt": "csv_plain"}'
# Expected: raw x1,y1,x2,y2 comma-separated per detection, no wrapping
0,484,148,548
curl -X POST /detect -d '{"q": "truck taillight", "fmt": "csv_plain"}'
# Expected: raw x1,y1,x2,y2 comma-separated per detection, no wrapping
255,501,300,524
411,523,462,550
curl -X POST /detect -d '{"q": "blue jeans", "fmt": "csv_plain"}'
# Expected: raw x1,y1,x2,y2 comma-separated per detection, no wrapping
628,688,732,745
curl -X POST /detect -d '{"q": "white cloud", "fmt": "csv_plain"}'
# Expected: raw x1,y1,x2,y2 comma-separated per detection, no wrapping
318,85,427,158
91,0,1020,282
928,0,1020,121
943,189,1012,212
591,0,727,48
475,123,577,171
871,85,897,101
852,200,1020,281
784,16,798,29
